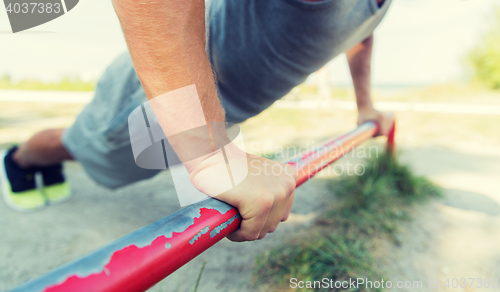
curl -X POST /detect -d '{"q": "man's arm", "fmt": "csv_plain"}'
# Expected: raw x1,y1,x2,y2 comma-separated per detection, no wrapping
112,0,223,124
112,0,296,242
346,34,394,135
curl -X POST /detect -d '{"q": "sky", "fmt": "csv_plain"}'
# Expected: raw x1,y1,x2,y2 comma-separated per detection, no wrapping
0,0,498,86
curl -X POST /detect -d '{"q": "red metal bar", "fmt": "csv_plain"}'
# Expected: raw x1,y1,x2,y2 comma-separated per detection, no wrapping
12,121,383,292
387,121,396,155
290,122,379,186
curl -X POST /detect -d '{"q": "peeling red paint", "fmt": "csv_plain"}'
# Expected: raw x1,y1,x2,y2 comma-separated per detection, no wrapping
45,208,240,292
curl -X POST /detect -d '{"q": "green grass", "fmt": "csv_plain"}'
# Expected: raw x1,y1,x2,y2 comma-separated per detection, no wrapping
253,151,442,291
193,260,207,292
0,75,95,91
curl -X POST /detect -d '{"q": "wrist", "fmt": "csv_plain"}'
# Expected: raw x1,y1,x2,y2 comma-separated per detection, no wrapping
357,103,375,112
355,91,373,110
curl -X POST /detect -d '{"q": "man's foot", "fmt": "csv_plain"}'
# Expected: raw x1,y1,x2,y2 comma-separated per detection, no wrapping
40,163,71,205
0,146,71,211
0,147,46,212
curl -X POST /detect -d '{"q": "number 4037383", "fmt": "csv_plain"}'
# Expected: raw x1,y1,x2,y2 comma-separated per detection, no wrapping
5,3,62,14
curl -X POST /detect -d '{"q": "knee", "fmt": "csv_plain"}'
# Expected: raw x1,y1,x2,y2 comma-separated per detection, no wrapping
34,129,65,149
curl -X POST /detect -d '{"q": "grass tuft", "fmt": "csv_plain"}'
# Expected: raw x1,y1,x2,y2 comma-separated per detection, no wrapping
253,150,442,291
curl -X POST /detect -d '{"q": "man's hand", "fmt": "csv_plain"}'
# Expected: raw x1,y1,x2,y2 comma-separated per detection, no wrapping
189,145,297,242
357,106,394,136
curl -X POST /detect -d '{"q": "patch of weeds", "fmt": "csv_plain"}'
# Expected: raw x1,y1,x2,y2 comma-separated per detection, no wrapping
320,151,442,239
253,151,442,291
255,231,379,292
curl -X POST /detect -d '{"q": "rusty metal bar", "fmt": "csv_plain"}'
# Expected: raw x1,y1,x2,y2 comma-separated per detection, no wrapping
12,121,383,292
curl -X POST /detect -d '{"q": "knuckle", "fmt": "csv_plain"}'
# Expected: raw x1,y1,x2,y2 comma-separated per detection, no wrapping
287,166,298,181
280,209,291,222
270,222,280,233
283,176,296,192
274,188,286,202
260,196,274,212
243,232,260,242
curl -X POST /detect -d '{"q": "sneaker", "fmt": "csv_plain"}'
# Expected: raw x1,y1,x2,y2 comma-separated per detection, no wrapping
40,163,71,205
0,147,46,212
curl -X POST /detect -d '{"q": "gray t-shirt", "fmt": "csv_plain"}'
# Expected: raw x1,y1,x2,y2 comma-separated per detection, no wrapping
208,0,392,123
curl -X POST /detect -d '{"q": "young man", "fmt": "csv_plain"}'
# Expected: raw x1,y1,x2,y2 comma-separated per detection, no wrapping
0,0,393,242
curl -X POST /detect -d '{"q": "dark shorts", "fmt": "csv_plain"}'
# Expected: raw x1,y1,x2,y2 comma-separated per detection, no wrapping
62,0,392,189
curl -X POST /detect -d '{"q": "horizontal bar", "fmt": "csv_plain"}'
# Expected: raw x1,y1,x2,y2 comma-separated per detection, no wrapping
12,121,380,292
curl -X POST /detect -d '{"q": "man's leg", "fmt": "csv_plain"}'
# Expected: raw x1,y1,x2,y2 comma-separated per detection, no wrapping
2,52,157,211
13,129,73,169
60,52,162,190
1,128,72,211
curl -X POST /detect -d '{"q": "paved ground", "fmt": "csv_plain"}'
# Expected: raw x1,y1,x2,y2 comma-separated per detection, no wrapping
380,147,500,292
3,146,499,292
0,160,331,292
1,90,500,291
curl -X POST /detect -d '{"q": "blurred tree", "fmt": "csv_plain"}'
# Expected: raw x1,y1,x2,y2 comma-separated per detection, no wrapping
467,7,500,90
0,74,12,85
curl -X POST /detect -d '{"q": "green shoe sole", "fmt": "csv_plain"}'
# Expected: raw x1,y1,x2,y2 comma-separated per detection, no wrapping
44,182,71,205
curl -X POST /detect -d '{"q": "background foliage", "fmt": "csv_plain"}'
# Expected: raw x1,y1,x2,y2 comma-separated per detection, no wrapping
467,7,500,90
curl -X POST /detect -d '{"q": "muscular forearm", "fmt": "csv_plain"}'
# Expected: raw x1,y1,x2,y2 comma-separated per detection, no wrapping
347,34,394,136
346,34,374,110
110,0,301,243
112,0,224,125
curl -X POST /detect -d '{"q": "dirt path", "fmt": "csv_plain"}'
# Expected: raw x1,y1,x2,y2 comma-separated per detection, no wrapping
376,147,500,292
2,147,498,292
